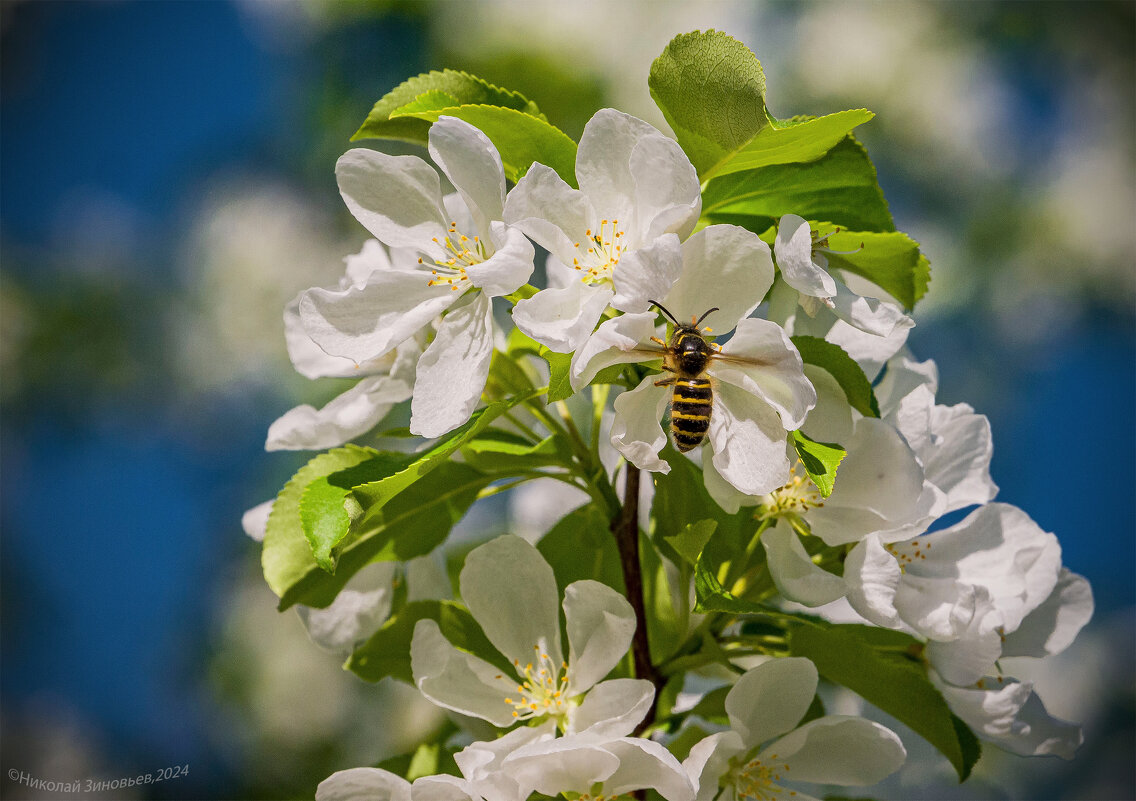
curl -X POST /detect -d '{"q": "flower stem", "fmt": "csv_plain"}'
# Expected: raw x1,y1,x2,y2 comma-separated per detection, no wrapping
610,463,661,734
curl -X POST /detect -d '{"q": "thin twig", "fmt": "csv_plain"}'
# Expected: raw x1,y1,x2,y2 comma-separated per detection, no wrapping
610,464,662,735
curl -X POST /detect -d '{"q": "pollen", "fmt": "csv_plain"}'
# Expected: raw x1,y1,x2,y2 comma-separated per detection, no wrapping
423,222,488,288
758,461,824,520
502,641,571,722
573,217,626,285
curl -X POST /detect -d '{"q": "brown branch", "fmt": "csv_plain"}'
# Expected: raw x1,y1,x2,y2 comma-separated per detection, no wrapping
610,463,662,734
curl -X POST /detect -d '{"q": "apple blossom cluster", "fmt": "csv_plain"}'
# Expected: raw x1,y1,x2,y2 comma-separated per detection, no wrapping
248,32,1092,800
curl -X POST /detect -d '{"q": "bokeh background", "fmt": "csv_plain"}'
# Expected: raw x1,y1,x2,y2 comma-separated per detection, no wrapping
1,1,1133,799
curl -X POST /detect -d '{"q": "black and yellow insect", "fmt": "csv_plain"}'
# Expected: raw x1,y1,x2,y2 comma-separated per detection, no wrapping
647,300,721,452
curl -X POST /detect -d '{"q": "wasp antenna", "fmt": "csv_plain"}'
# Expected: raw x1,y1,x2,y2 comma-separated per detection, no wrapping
695,307,720,327
648,299,679,325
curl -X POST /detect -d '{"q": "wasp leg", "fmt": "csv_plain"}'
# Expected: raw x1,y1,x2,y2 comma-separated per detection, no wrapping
650,336,666,346
654,376,676,388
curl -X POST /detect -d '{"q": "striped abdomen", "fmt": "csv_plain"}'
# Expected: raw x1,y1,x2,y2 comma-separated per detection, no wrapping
670,378,713,452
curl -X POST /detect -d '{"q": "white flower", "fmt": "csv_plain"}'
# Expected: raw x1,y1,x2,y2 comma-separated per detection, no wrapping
503,727,695,801
410,535,651,731
316,723,548,801
930,568,1092,759
772,214,913,338
844,503,1063,685
684,657,906,801
298,117,535,438
569,225,816,505
504,108,701,352
875,349,999,519
267,241,421,451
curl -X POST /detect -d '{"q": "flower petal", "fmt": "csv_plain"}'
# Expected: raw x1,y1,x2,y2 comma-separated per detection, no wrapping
599,737,696,801
806,418,926,545
774,214,836,298
410,619,518,728
611,233,683,314
843,535,903,629
458,535,563,668
916,503,1062,634
726,657,818,748
701,455,757,514
664,225,774,332
564,580,637,695
409,776,475,801
577,109,700,245
925,628,1004,686
684,731,746,801
316,767,411,801
512,282,614,353
241,499,273,542
504,739,620,796
569,678,654,738
610,379,671,473
936,676,1083,759
924,402,998,513
503,163,592,267
798,364,855,446
266,372,411,451
761,523,847,607
571,312,659,390
410,291,493,438
829,276,913,338
336,148,448,252
297,561,398,655
1001,568,1093,658
762,715,905,785
709,318,816,430
467,222,534,297
285,292,366,379
428,116,506,236
708,382,792,497
300,271,455,364
824,315,911,381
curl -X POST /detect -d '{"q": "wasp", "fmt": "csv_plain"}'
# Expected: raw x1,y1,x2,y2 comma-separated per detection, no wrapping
646,300,722,452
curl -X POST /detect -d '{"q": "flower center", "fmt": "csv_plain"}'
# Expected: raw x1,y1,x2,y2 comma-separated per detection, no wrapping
571,218,626,284
733,754,795,800
884,537,933,574
758,463,824,519
503,644,570,720
420,221,487,290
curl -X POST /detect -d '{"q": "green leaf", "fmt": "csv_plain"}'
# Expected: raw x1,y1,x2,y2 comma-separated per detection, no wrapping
537,504,625,594
299,453,411,572
820,228,931,309
352,69,543,145
352,395,537,525
702,138,895,234
543,348,574,402
694,557,782,618
461,429,569,473
664,519,718,566
666,725,711,762
792,336,880,418
279,462,493,611
262,445,380,601
707,109,875,180
641,534,684,663
789,624,982,782
391,104,578,188
347,600,506,683
648,30,770,177
687,685,730,724
791,431,846,498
